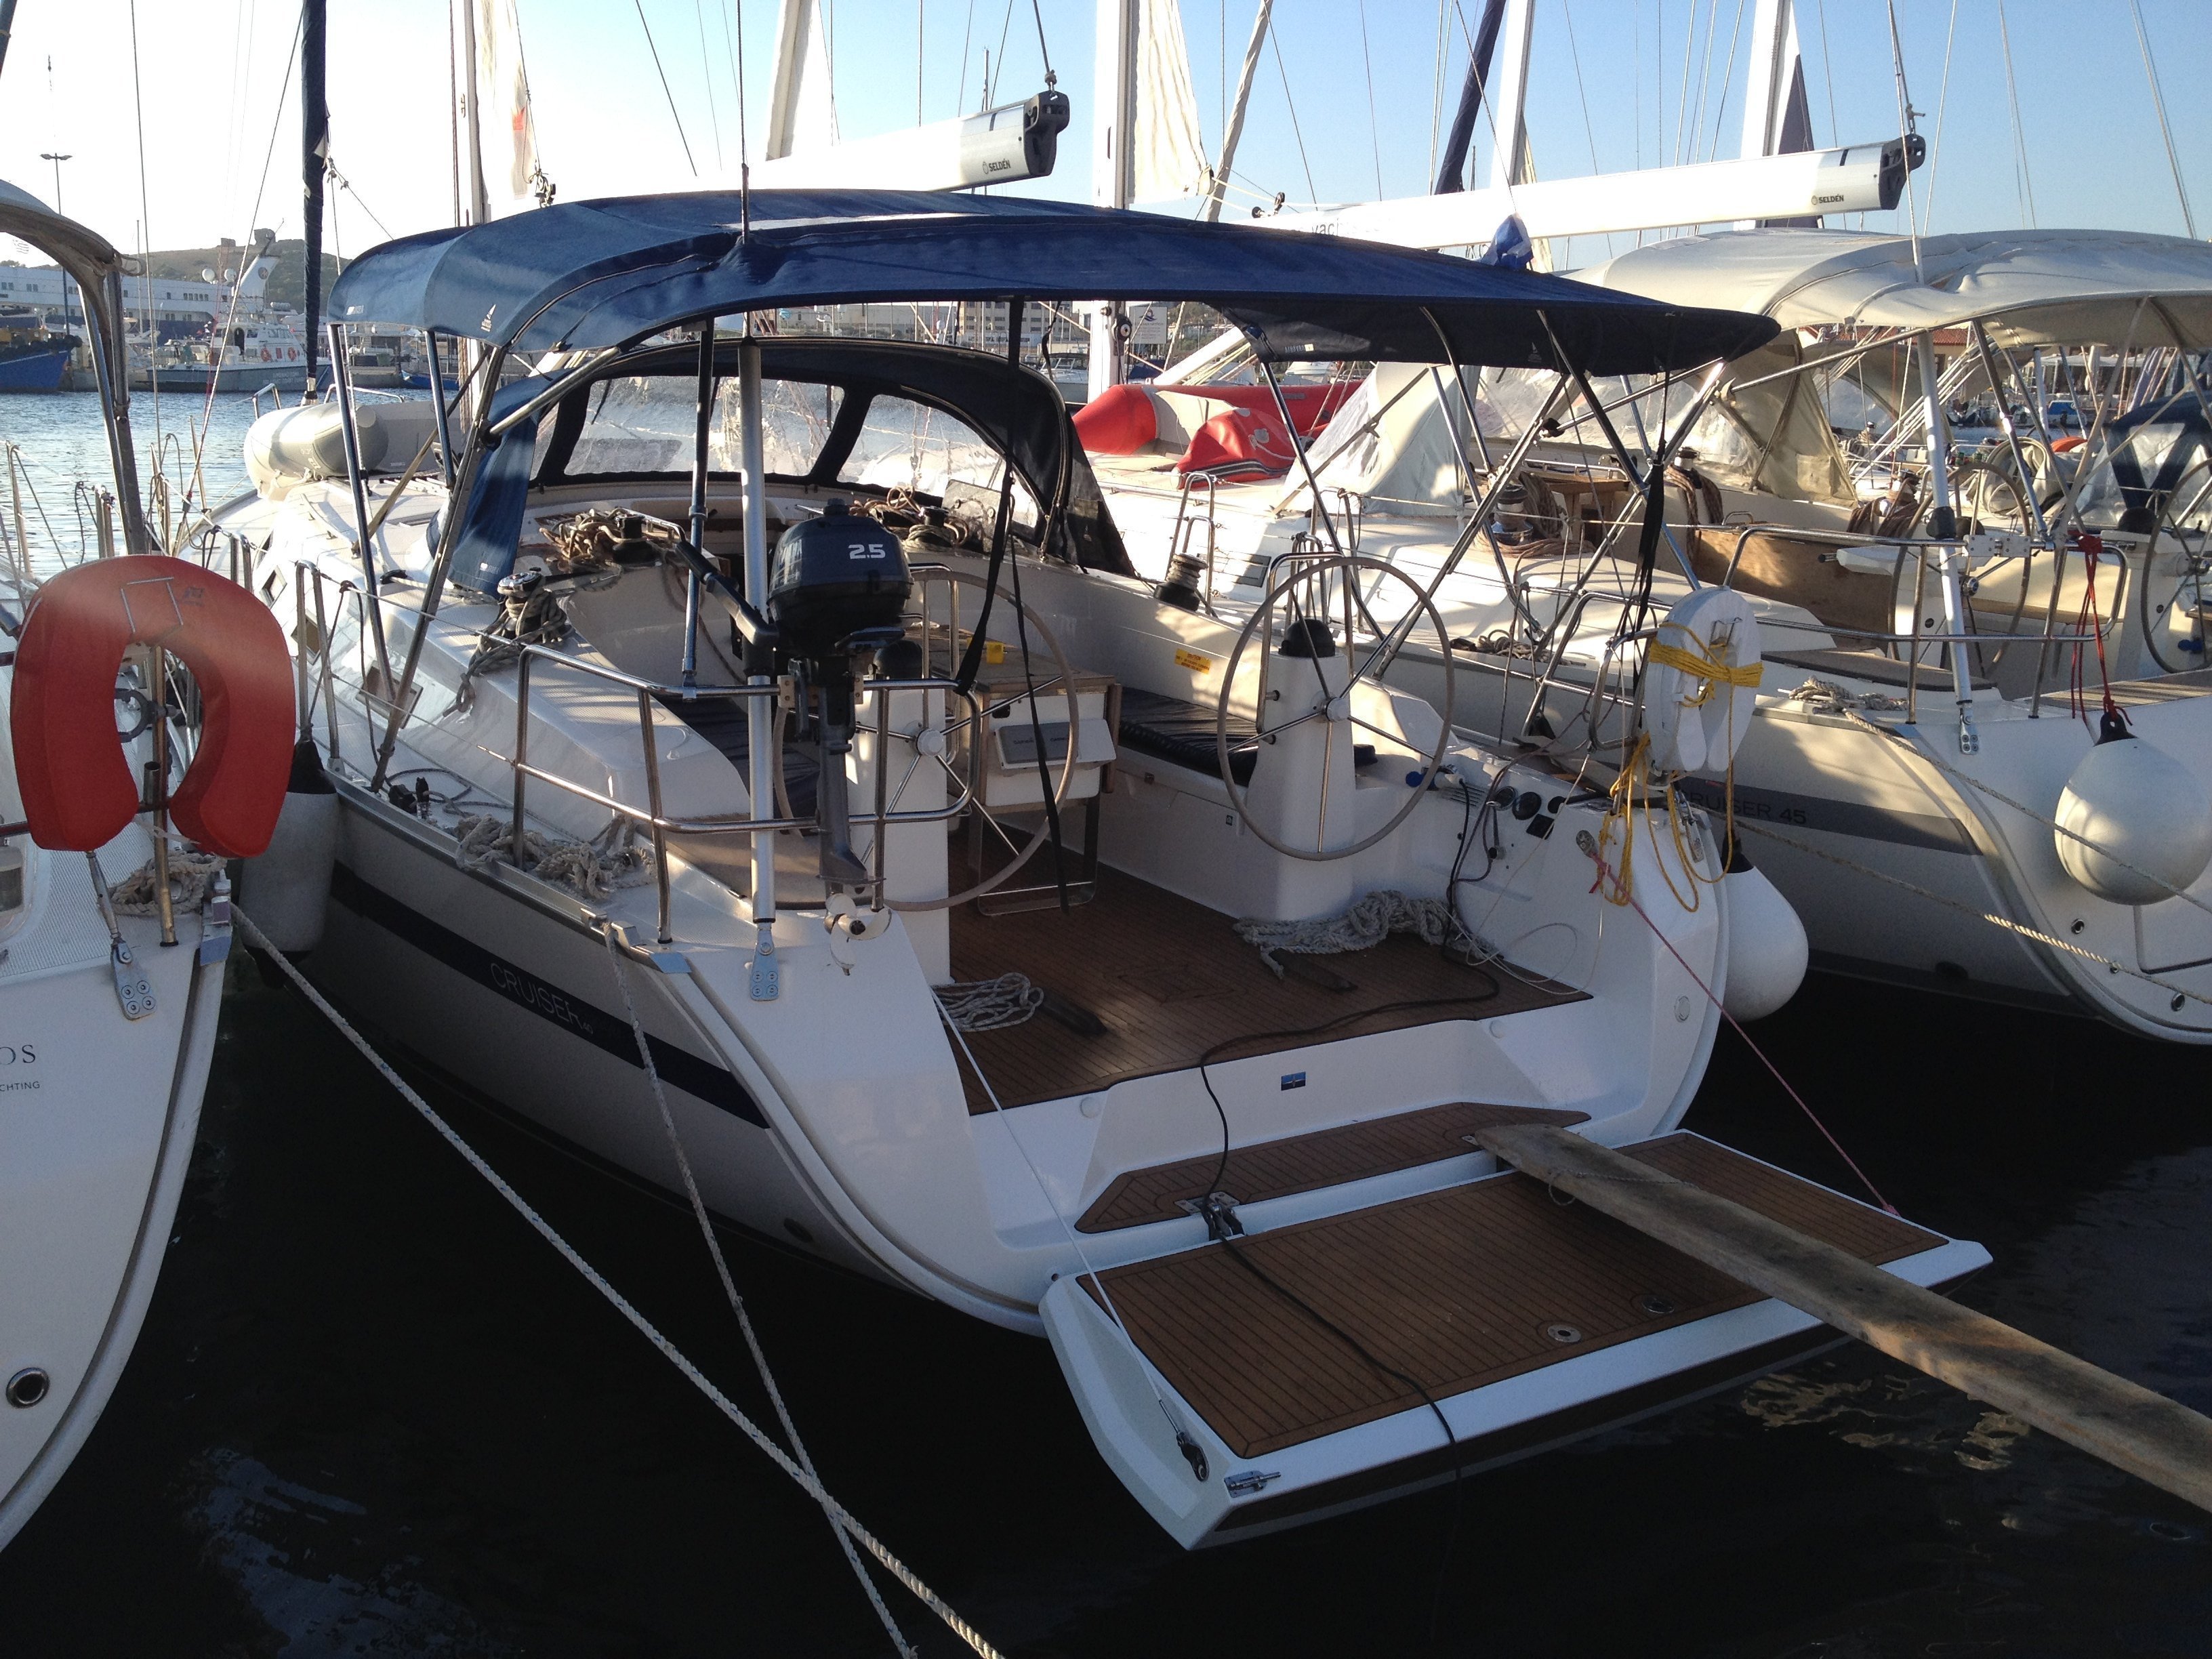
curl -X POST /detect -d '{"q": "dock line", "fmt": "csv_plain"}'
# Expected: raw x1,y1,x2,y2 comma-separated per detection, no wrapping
1474,1122,2212,1517
236,909,1004,1659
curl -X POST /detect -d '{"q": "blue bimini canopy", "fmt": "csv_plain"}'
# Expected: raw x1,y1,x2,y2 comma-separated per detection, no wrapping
330,189,1776,374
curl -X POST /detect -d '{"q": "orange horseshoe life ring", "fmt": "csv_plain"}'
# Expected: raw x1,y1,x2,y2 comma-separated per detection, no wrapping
12,556,295,857
260,347,272,361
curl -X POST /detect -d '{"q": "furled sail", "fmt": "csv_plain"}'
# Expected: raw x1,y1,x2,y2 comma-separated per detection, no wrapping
459,0,551,219
766,0,840,161
1132,0,1207,201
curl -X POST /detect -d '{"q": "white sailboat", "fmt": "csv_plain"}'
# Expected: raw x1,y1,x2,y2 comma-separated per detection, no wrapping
203,182,2007,1545
0,181,295,1553
1082,0,2212,1042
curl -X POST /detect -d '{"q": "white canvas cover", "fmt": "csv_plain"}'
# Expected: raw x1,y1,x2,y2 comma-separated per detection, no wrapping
1579,228,2212,350
1132,0,1209,202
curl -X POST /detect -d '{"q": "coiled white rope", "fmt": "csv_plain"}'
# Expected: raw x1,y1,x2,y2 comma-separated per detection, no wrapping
450,813,656,904
934,972,1044,1031
1233,889,1460,977
234,909,1004,1659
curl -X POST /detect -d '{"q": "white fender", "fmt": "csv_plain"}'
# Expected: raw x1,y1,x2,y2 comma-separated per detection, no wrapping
1644,588,1763,780
1719,861,1808,1021
2055,715,2212,907
239,741,338,952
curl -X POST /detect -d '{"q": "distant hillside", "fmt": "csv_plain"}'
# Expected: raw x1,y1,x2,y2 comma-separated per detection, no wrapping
144,239,350,311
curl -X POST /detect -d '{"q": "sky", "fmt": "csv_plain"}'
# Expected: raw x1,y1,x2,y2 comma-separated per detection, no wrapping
1,0,2206,274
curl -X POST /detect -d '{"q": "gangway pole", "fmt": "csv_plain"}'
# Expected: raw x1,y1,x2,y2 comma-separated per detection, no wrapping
1475,1124,2212,1516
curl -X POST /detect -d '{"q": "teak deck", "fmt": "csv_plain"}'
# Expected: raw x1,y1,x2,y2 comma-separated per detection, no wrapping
1076,1101,1591,1232
1085,1133,1943,1458
947,865,1583,1110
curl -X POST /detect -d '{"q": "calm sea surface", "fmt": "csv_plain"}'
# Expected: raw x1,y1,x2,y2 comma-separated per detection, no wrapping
0,397,2207,1656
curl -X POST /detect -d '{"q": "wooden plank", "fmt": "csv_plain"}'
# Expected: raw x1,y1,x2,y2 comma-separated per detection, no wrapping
1086,1132,1941,1457
1076,1101,1590,1232
1475,1124,2212,1517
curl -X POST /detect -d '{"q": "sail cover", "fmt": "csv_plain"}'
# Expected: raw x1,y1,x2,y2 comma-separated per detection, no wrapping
1132,0,1209,201
329,188,1777,373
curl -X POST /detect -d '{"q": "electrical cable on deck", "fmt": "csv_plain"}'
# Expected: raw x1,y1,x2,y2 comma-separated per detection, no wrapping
235,909,1004,1659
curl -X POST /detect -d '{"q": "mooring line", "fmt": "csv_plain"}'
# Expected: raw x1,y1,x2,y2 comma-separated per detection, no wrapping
236,910,1004,1659
600,925,915,1658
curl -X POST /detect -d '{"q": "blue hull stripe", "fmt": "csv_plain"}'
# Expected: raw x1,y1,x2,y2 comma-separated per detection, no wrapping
329,862,768,1128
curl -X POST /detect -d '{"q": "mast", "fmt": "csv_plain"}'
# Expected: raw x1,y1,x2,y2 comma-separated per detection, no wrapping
459,0,487,224
765,0,812,160
1430,0,1504,194
1087,0,1136,400
302,0,327,394
1484,0,1534,193
1200,0,1269,224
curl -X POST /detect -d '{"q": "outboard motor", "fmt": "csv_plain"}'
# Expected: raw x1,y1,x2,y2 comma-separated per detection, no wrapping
766,501,913,888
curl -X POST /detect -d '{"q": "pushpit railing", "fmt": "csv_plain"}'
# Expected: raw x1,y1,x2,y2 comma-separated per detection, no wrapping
510,644,983,941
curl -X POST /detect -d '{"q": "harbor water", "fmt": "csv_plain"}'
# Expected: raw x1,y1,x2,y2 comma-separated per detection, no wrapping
0,401,2207,1656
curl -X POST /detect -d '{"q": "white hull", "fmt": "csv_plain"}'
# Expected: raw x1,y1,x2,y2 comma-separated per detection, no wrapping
0,831,227,1551
1092,447,2212,1041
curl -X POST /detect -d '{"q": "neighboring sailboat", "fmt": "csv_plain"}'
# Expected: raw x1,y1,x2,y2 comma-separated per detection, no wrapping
0,180,294,1553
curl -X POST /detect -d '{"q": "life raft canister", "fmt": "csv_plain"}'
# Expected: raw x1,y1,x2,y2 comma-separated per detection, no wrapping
1641,587,1763,779
12,555,295,857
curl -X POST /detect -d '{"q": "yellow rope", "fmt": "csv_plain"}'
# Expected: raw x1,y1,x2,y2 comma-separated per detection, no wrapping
1647,632,1765,704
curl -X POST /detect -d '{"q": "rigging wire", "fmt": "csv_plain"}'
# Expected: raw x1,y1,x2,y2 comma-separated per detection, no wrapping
1921,0,1960,228
1357,0,1383,199
1632,0,1642,171
695,0,725,169
1670,0,1699,167
985,0,1014,106
636,0,699,176
1811,0,1837,148
1882,0,1922,276
1705,0,1749,163
127,0,163,516
1557,0,1614,261
1994,0,2036,229
1429,0,1448,187
1025,0,1052,83
1686,0,1721,166
1267,18,1317,207
2125,0,2197,239
955,0,975,110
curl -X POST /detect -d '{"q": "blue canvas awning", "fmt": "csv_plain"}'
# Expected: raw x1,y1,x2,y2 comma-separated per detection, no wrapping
330,189,1776,374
